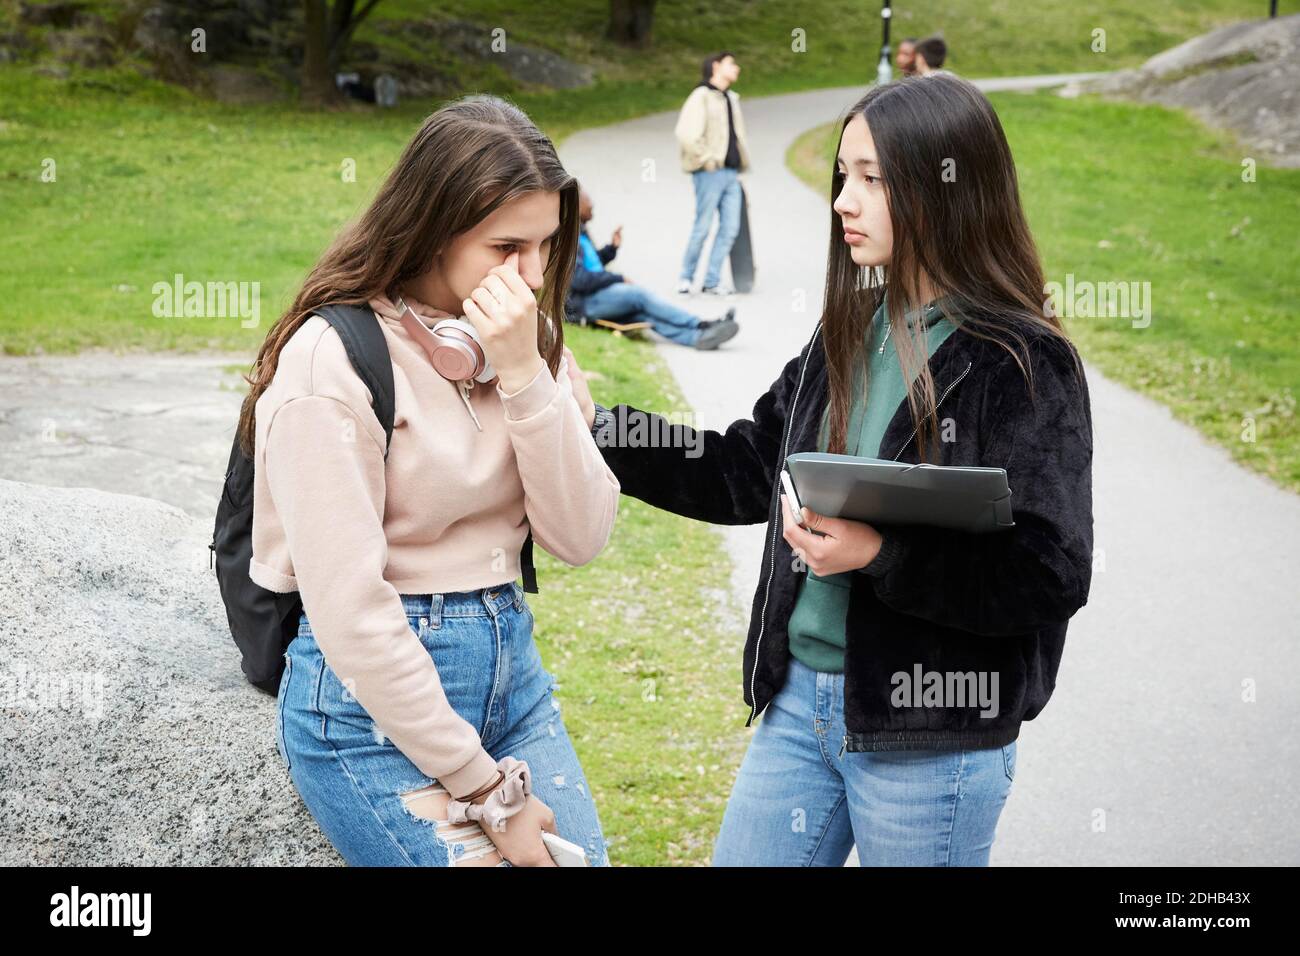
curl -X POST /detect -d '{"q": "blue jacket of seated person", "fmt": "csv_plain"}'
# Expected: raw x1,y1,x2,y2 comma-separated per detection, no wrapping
565,227,624,320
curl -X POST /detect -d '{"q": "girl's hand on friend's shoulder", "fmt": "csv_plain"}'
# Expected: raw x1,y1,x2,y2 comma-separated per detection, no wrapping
780,493,883,576
463,251,546,393
562,346,597,429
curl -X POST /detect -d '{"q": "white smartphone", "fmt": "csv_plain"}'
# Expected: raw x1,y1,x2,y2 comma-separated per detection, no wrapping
541,830,589,867
780,469,808,530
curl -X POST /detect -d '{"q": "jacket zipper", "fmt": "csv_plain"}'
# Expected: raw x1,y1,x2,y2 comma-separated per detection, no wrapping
749,347,973,729
888,360,973,461
836,358,974,756
747,325,820,726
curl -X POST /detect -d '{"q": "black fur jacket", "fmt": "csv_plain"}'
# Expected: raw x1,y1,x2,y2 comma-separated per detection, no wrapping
591,315,1094,753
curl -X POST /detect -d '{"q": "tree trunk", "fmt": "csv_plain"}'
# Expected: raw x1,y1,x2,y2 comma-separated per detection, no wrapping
606,0,656,48
300,0,336,106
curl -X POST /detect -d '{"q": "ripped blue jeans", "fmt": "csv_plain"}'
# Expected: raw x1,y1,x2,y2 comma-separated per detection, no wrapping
276,582,610,866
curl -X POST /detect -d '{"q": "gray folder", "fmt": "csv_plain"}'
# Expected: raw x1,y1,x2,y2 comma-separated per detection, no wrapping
785,452,1015,534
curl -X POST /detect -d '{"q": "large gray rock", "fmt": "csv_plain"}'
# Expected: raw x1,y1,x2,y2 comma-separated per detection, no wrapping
0,478,339,865
1060,14,1300,168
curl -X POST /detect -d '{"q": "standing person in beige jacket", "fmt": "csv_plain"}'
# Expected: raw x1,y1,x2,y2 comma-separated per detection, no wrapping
674,51,752,297
237,93,620,867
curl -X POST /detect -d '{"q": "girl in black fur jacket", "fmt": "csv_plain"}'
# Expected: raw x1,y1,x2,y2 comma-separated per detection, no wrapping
565,74,1093,866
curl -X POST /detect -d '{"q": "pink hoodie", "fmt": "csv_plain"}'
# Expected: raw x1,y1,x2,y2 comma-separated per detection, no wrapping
249,295,620,797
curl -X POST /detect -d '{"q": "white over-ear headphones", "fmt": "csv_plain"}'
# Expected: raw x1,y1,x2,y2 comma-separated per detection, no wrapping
393,295,497,384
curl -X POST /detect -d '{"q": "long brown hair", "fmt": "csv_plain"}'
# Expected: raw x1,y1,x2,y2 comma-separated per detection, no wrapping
822,74,1081,460
235,93,578,458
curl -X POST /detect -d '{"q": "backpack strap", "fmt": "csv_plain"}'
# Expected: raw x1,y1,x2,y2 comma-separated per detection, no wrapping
520,531,537,593
310,302,538,593
313,303,396,459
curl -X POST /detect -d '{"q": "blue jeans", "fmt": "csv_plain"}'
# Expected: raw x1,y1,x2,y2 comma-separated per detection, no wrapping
712,656,1016,866
276,582,611,866
582,282,702,346
681,166,742,289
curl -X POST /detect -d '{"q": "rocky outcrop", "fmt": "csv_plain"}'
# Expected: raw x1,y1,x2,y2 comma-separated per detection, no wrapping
364,16,596,99
1060,15,1300,167
0,478,338,864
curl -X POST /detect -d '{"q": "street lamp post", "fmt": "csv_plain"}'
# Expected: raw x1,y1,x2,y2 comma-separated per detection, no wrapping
877,1,893,85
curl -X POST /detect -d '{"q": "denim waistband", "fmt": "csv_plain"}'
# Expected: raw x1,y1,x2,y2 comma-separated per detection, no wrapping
396,582,524,623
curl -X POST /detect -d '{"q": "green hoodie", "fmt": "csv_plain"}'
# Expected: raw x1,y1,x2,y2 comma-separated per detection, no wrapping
786,293,961,673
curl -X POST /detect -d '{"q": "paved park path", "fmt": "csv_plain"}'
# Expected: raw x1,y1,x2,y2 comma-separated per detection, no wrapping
559,73,1300,865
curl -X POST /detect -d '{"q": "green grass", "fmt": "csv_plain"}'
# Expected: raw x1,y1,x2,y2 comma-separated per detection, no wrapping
0,0,1258,351
523,331,746,866
787,90,1300,492
213,315,744,867
0,66,427,353
363,0,1262,144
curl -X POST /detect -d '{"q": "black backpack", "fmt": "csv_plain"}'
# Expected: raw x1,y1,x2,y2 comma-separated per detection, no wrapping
209,303,538,696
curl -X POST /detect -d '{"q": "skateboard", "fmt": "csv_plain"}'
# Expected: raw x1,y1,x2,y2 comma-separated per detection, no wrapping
729,182,756,293
593,318,652,338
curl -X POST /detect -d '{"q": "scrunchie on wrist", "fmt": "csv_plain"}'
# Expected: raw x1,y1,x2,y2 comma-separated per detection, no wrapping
446,756,532,832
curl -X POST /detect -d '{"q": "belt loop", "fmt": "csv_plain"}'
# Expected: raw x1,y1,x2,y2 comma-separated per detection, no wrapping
429,592,443,630
512,581,524,611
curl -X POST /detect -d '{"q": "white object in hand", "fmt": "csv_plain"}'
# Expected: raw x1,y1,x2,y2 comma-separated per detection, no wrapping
541,831,589,867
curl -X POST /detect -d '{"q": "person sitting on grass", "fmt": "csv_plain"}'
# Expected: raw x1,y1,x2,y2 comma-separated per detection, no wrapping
566,187,740,350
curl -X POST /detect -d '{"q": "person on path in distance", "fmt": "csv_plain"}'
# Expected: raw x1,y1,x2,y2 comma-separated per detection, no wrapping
674,51,751,298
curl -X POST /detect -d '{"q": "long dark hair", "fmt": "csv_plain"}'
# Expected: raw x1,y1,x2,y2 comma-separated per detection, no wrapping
822,74,1080,459
235,93,579,458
